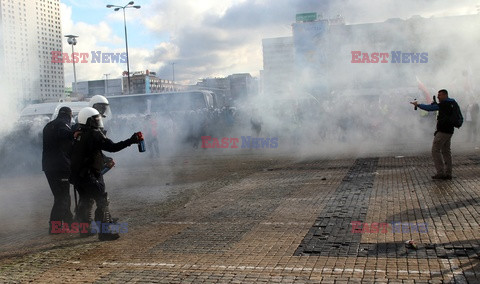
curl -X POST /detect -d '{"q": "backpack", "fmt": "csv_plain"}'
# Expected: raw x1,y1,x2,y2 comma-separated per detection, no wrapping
451,101,463,128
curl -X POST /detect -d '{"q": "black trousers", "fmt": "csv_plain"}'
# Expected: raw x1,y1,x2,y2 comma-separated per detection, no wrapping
45,171,73,223
75,175,111,224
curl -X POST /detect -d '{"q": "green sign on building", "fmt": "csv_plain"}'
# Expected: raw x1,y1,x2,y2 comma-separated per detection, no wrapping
296,12,317,22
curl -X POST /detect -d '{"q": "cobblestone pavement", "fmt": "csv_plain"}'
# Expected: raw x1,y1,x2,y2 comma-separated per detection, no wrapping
1,151,480,283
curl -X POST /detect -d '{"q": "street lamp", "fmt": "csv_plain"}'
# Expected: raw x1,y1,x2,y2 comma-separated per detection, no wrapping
65,35,78,96
106,1,141,95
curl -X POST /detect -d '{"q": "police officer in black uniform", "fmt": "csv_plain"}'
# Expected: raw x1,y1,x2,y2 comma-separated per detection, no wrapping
70,107,140,241
42,106,74,233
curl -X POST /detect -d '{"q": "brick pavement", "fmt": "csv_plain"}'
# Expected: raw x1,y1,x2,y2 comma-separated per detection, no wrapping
1,153,480,283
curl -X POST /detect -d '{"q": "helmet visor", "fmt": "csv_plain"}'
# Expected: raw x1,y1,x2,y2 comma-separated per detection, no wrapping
89,114,104,129
93,103,110,118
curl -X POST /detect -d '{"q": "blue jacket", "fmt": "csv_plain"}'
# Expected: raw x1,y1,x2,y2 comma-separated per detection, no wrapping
418,98,457,134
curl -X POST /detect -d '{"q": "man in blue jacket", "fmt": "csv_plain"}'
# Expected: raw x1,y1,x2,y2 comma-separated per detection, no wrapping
411,89,458,180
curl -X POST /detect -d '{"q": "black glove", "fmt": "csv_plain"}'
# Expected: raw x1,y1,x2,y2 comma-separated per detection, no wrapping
129,133,140,145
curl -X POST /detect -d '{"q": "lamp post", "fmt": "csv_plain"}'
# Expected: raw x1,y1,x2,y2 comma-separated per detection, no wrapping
106,1,141,95
65,35,78,96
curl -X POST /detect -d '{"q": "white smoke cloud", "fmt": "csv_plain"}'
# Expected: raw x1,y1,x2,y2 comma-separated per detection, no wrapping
0,0,479,250
58,0,479,86
0,78,19,135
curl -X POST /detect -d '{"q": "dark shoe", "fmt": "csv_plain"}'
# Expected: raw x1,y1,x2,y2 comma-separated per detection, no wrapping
79,231,96,238
98,233,120,241
443,175,452,180
432,174,446,180
79,222,95,237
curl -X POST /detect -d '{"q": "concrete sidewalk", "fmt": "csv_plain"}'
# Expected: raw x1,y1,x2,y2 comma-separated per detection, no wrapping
1,153,480,283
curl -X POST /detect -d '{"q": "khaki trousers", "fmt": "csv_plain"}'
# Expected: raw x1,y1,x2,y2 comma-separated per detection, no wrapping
431,132,453,176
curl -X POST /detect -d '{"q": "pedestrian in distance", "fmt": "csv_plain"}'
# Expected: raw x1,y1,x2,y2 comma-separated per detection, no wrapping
42,106,74,234
145,114,160,158
411,89,462,180
464,97,479,143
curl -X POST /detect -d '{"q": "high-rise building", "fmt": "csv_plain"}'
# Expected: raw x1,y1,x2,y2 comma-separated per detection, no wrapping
0,0,64,103
261,37,294,97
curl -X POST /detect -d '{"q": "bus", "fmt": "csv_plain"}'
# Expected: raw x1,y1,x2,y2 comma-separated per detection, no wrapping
106,90,220,147
107,90,216,117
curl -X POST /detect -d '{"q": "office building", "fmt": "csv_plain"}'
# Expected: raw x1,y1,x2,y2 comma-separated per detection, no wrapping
0,0,64,103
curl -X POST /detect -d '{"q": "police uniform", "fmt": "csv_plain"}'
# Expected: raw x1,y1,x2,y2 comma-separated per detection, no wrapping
42,107,74,232
70,107,138,240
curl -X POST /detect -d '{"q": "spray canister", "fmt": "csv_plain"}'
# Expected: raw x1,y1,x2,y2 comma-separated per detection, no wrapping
101,158,115,175
136,132,146,152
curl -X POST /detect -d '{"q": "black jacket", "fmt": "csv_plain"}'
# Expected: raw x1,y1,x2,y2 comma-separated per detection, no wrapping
436,99,456,134
42,114,73,173
70,126,133,184
418,98,457,134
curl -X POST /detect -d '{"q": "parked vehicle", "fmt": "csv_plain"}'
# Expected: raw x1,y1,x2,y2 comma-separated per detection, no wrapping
19,101,89,124
106,91,219,147
107,90,216,116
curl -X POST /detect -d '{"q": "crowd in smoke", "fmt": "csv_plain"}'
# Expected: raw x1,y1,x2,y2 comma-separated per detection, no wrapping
2,6,480,173
92,87,439,160
0,82,476,177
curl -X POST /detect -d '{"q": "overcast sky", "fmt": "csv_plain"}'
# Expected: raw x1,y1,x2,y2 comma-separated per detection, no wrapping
60,0,478,86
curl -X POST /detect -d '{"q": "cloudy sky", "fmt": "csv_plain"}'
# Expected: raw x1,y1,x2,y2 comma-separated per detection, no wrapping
60,0,478,86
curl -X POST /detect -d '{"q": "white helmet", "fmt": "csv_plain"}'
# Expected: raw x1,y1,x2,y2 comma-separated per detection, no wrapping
78,107,104,129
89,95,111,118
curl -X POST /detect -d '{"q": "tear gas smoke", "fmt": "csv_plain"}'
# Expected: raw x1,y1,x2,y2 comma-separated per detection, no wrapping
0,78,20,135
1,1,479,248
2,5,478,174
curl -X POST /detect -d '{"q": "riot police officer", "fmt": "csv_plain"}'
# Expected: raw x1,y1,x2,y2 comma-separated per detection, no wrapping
89,95,111,119
70,107,140,241
42,106,74,234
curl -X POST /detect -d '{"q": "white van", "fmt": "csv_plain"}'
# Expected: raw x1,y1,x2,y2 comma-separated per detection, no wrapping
19,101,89,124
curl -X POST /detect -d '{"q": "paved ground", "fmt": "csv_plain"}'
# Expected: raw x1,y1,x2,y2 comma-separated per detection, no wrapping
1,148,480,283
